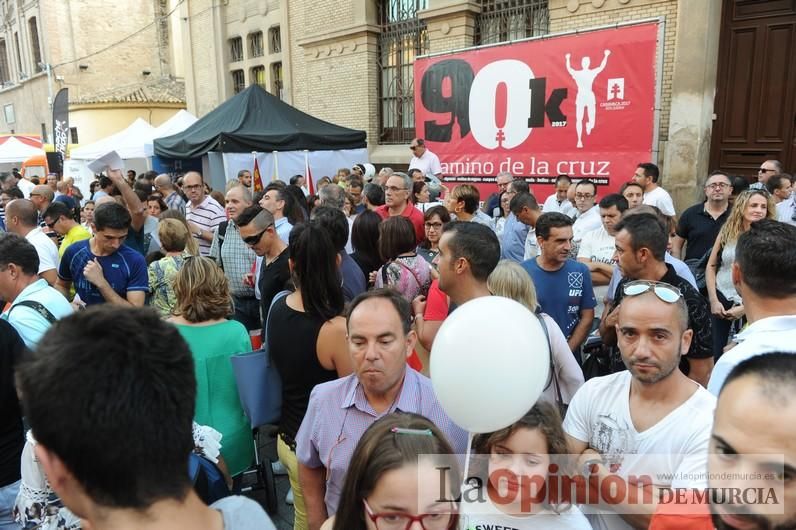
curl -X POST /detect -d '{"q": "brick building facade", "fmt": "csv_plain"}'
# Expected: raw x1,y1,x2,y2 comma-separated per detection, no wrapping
0,0,185,145
184,0,733,209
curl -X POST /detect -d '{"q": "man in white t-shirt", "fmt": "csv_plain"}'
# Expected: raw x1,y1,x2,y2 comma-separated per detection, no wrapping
4,199,59,285
577,193,628,319
564,283,715,530
408,138,442,178
634,163,676,216
572,180,601,256
543,174,577,217
11,170,35,198
708,219,796,395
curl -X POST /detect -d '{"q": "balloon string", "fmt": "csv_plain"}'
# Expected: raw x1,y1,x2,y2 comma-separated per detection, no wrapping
461,431,474,494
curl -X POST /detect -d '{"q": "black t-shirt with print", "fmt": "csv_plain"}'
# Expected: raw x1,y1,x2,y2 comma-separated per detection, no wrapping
615,264,713,375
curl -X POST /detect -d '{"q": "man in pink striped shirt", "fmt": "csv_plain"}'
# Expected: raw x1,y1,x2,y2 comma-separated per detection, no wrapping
296,289,467,530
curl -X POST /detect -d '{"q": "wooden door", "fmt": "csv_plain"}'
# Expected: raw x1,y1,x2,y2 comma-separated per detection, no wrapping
710,0,796,177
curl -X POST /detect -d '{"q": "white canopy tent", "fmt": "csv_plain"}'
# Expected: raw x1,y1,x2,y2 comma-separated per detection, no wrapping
0,136,45,164
144,110,198,156
69,118,156,160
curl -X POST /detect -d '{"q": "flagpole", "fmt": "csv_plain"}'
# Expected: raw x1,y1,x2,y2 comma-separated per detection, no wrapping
251,151,256,193
304,149,314,195
272,150,279,182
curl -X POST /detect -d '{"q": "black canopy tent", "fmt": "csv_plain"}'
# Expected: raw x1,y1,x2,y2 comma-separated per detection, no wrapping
154,85,367,159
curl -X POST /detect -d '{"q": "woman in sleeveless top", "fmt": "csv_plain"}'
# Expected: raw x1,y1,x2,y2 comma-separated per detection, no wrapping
706,189,776,358
267,221,353,530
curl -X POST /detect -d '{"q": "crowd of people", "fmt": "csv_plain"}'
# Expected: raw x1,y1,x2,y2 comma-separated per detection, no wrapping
0,149,794,530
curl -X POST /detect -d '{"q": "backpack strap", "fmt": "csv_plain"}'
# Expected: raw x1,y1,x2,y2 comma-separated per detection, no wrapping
8,300,57,324
215,221,229,270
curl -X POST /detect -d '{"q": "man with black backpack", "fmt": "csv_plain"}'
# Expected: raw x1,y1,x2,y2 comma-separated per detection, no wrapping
0,233,72,347
209,185,259,332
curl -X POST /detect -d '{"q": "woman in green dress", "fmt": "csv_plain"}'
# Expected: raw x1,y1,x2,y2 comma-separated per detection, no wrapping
169,256,253,477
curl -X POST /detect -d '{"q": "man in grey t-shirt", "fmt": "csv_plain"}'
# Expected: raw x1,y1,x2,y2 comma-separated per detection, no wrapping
212,496,276,529
15,306,276,530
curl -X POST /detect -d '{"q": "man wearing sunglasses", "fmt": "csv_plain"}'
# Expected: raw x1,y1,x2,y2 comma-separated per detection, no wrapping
600,213,713,387
408,138,442,179
749,159,782,191
236,205,290,336
565,280,716,530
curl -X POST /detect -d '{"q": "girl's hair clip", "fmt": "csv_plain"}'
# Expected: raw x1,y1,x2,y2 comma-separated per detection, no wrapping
391,427,433,436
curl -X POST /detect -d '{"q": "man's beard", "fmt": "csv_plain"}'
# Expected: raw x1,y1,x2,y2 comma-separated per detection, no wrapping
623,350,680,384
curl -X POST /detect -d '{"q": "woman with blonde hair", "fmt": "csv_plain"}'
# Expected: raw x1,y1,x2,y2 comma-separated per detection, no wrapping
159,209,200,255
148,218,191,317
706,189,776,358
169,256,253,478
487,260,584,405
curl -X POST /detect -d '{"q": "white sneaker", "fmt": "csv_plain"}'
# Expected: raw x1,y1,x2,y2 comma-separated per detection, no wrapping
271,461,288,476
285,488,294,505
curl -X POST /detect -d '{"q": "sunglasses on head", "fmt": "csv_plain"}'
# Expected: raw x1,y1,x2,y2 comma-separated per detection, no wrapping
623,280,682,303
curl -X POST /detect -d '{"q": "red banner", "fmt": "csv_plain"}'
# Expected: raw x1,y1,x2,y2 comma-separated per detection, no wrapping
414,22,659,197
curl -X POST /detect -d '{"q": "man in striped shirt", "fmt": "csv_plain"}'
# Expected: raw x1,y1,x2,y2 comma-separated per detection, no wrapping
184,171,225,256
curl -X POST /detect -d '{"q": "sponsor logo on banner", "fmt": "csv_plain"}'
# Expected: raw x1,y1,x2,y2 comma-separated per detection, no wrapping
414,22,658,195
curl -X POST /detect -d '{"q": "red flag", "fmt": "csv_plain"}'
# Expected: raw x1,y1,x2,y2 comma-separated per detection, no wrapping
304,152,315,195
253,158,264,193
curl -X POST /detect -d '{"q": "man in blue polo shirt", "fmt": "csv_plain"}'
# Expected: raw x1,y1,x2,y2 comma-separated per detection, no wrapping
522,212,596,362
56,202,148,306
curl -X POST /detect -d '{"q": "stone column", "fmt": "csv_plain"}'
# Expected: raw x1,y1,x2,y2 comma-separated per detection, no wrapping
420,0,481,54
662,0,723,209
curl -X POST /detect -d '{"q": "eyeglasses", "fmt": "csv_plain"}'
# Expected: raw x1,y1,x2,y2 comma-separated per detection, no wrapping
363,499,454,530
183,184,202,191
705,182,730,189
623,280,683,303
385,185,407,193
424,222,443,230
242,224,273,246
575,193,595,200
44,219,57,229
758,168,777,173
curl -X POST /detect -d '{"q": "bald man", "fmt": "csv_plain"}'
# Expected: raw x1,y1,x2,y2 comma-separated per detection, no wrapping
183,171,225,256
4,199,59,285
29,185,54,219
154,173,185,215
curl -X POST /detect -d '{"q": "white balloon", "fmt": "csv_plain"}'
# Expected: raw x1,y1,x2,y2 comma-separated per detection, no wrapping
430,296,550,434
